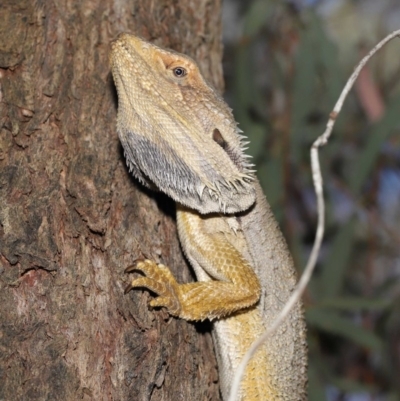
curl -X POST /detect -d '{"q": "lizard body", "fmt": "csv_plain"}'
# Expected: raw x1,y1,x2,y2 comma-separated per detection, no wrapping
110,33,307,401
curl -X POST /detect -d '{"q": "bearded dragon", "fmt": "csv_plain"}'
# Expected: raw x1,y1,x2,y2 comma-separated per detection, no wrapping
110,33,307,401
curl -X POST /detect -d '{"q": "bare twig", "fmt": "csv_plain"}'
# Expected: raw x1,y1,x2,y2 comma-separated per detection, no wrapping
228,29,400,401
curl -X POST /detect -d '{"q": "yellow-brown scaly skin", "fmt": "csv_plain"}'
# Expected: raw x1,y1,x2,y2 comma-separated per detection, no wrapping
110,33,307,401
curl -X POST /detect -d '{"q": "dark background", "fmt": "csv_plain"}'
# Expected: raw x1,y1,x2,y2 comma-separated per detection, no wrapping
221,1,400,400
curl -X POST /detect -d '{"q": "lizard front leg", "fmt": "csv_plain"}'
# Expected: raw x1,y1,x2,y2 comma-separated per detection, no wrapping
125,206,261,321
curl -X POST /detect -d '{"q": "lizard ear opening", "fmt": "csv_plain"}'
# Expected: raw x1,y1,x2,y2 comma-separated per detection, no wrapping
212,128,227,150
212,128,243,171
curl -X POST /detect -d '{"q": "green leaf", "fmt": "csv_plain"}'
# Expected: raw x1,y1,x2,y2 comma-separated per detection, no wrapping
291,24,317,161
349,94,400,194
331,377,378,394
247,122,267,160
319,296,391,311
308,362,327,401
310,12,343,109
243,0,275,38
258,157,284,211
233,43,254,126
306,307,383,350
320,216,356,299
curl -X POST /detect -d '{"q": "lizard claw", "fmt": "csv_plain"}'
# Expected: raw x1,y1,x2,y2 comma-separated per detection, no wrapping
124,282,134,294
124,259,182,316
124,257,146,273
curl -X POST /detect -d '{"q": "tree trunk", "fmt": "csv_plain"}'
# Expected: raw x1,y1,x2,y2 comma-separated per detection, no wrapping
0,1,223,400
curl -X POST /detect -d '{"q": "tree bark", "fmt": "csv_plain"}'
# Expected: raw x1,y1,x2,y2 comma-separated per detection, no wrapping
0,1,223,400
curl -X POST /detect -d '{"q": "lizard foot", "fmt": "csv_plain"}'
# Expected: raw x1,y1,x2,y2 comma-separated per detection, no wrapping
125,259,182,316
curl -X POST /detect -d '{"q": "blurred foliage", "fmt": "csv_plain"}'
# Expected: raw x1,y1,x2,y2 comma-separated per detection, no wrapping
223,0,400,400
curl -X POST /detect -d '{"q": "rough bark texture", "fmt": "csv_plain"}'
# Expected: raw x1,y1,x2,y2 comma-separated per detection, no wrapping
0,1,223,400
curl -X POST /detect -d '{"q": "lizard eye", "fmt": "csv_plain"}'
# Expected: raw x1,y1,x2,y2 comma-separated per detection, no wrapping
173,67,187,78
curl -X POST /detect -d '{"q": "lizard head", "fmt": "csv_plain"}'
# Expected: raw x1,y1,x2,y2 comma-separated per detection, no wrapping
110,33,256,214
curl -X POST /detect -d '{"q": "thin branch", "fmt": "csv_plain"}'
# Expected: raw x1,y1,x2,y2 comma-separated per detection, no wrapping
228,29,400,401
